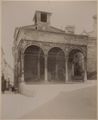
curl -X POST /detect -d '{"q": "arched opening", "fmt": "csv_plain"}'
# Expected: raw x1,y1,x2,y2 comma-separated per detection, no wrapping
68,49,85,81
48,47,65,83
24,45,44,83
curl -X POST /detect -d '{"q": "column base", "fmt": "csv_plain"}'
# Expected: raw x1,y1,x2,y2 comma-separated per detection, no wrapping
19,82,25,93
65,81,69,84
84,79,88,83
44,80,49,84
84,74,87,82
65,78,69,83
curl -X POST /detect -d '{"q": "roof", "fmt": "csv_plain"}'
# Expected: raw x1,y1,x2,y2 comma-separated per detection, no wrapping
20,24,65,34
35,10,52,15
15,24,88,39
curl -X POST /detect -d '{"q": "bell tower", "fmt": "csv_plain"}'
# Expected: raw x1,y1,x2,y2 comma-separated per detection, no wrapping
33,10,52,30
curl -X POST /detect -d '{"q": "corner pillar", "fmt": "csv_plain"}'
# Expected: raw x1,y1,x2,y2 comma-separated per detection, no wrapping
21,54,24,83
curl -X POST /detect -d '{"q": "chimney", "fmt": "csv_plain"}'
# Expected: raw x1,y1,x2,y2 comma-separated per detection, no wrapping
65,25,75,34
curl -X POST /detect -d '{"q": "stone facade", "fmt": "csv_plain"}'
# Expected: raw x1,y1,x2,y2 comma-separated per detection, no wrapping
87,37,97,73
13,11,96,93
87,15,97,79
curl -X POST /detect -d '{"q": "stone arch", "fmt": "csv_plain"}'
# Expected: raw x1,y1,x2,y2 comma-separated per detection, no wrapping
48,47,65,83
23,43,45,55
48,45,65,55
68,49,85,81
67,46,86,58
24,45,45,83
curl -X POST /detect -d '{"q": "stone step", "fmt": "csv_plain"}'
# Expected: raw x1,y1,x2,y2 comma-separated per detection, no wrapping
19,80,96,97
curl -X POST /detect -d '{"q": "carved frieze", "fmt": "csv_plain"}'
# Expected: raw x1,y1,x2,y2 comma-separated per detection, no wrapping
17,39,87,59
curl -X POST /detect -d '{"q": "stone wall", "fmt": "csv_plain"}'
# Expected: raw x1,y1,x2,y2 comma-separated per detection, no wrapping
16,29,88,46
87,37,97,75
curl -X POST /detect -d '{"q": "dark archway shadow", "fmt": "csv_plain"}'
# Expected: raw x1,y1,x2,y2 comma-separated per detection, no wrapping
24,45,44,83
68,49,84,82
48,47,65,83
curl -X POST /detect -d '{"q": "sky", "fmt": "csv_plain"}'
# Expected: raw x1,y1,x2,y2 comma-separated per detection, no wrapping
2,1,97,68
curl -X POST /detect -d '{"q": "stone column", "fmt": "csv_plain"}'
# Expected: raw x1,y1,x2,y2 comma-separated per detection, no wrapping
55,54,58,81
45,54,48,83
37,55,40,80
65,56,68,83
84,57,87,82
21,54,24,82
55,63,58,80
19,53,25,94
72,63,74,77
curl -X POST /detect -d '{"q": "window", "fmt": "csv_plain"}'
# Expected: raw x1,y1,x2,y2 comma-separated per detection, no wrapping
41,13,47,22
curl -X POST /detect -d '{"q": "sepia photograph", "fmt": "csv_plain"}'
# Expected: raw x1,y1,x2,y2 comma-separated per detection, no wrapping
1,0,97,119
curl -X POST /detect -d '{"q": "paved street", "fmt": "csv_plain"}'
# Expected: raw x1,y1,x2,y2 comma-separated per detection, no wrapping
1,80,97,119
22,85,97,119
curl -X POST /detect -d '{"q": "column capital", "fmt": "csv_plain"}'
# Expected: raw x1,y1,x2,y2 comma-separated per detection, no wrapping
43,46,50,56
44,52,48,56
65,53,69,61
64,47,69,58
44,54,48,58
